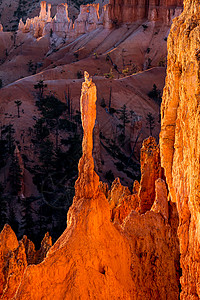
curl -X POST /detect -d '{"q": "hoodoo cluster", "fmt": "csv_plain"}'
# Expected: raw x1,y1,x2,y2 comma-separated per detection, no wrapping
17,1,108,39
17,0,183,39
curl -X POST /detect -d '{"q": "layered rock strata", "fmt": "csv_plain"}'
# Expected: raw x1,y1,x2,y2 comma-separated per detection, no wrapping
108,0,183,26
160,0,200,298
18,0,184,39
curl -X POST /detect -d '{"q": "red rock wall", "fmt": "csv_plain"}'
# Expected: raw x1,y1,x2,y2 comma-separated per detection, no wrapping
108,0,183,25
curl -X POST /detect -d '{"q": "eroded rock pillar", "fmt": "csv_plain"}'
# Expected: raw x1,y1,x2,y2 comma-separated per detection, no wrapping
47,4,51,21
75,72,99,199
39,1,47,21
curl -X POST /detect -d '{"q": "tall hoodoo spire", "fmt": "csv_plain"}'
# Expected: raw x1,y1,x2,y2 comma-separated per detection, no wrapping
74,72,99,199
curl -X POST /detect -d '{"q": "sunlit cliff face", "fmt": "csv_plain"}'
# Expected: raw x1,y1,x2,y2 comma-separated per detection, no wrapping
160,0,200,298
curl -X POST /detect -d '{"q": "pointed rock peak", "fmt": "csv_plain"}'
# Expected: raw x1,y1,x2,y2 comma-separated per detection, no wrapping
0,224,19,255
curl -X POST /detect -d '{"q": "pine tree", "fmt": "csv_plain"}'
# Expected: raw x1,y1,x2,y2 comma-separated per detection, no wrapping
14,100,22,118
146,112,155,136
37,95,66,150
39,138,55,173
34,80,47,100
108,86,112,113
9,152,23,195
0,183,8,231
20,197,35,240
118,104,130,135
2,124,15,154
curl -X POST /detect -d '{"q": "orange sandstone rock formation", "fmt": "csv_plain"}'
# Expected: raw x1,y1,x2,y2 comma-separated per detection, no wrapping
74,71,99,199
160,0,200,298
0,225,52,299
109,178,140,223
5,73,179,299
139,136,164,214
93,120,101,172
14,72,135,299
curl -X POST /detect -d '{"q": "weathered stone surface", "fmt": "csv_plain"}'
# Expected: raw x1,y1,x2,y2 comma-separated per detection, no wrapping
0,225,52,299
39,1,47,21
52,3,70,34
1,241,27,300
18,19,25,31
93,120,101,172
74,4,99,35
21,233,52,265
160,0,200,298
122,207,180,299
151,178,168,220
107,178,139,223
108,177,131,210
0,225,19,297
111,180,140,224
139,137,163,214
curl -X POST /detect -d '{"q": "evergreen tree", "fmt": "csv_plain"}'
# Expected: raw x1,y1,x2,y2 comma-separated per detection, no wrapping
37,95,66,150
9,153,23,195
14,100,22,118
34,80,47,100
20,197,35,240
117,104,130,136
148,84,162,105
34,118,49,141
108,86,112,113
146,112,155,136
2,124,15,154
39,138,55,173
0,183,8,230
65,86,71,117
